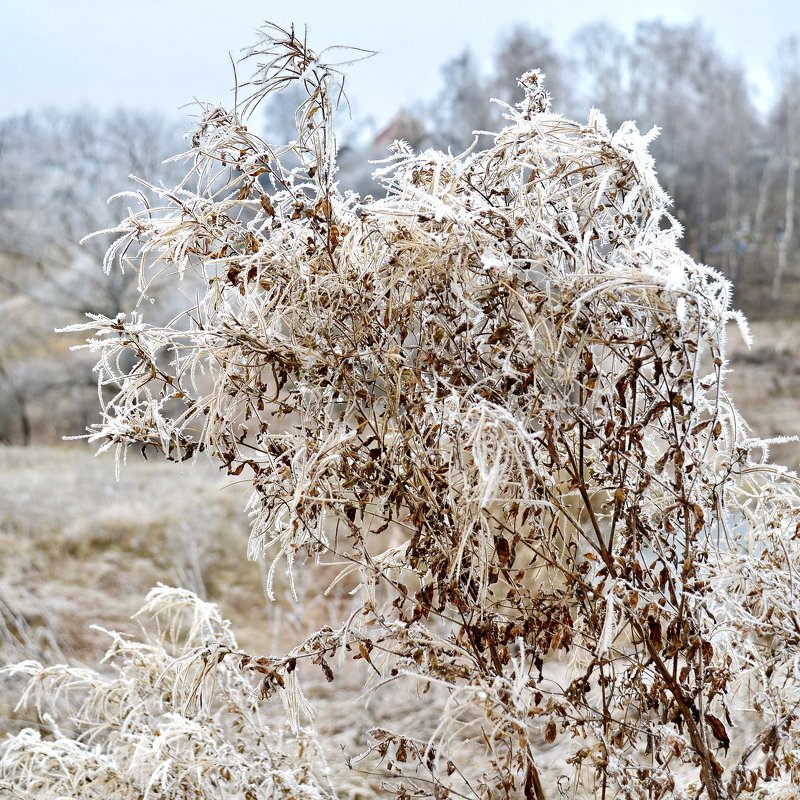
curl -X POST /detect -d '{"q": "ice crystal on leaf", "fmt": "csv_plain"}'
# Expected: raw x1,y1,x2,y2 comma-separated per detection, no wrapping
19,22,800,800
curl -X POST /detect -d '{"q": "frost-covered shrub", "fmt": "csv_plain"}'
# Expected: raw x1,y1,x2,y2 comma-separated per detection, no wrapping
0,586,333,799
20,23,800,800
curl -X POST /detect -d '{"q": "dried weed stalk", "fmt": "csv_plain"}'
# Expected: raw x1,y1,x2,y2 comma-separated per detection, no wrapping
0,586,333,799
19,23,800,799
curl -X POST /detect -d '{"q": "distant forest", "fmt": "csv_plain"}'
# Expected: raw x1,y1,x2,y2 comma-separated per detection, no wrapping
1,19,799,444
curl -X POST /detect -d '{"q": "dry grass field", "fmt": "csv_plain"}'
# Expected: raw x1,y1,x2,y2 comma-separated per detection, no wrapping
0,447,266,735
725,320,800,470
0,446,405,794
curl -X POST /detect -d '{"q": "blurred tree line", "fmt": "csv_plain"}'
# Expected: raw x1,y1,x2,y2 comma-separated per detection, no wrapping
419,21,800,318
1,19,798,444
0,110,185,444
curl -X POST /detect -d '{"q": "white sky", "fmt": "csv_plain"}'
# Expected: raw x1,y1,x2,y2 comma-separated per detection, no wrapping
2,1,797,129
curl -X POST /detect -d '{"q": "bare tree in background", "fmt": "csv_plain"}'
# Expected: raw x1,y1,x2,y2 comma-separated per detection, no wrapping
0,109,184,317
770,37,800,299
0,110,184,443
429,48,496,152
430,26,573,154
570,22,631,127
491,24,573,113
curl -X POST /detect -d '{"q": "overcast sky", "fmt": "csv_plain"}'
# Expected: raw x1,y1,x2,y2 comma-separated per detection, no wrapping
3,1,798,129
